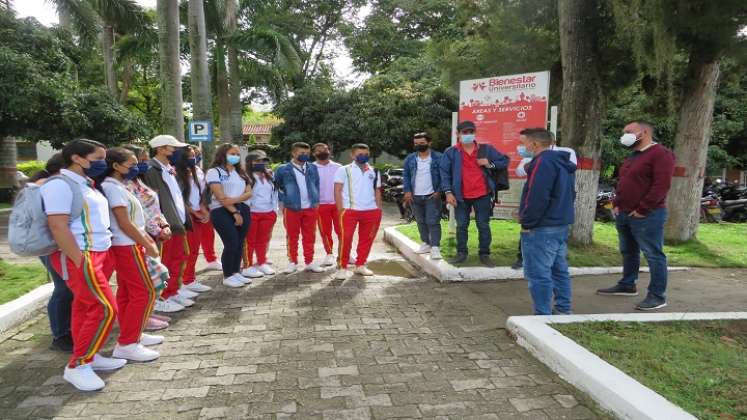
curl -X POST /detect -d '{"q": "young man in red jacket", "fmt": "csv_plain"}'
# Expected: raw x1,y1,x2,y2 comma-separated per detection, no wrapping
597,120,675,310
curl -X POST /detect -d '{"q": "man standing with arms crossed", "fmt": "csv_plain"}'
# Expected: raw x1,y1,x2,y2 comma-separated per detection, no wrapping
597,120,675,310
312,143,342,267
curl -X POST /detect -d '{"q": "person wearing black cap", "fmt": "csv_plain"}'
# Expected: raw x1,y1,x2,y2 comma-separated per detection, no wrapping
439,121,509,266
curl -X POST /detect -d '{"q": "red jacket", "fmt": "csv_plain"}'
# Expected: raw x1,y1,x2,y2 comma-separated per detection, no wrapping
613,144,675,215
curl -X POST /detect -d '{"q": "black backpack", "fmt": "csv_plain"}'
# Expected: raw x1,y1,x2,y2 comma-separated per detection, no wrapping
477,144,510,204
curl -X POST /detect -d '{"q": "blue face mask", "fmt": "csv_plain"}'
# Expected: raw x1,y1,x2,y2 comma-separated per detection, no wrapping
252,163,266,172
227,155,241,165
297,153,310,163
461,134,476,144
187,158,197,167
355,154,370,164
518,145,534,158
196,155,202,165
123,166,140,180
84,159,107,177
137,162,149,174
168,148,184,166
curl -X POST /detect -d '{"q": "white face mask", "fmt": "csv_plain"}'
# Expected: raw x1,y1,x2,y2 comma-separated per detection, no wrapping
620,133,639,148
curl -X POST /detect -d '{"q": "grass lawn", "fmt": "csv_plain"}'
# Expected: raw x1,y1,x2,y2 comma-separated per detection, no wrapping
0,202,11,209
396,220,747,267
0,260,49,305
555,321,747,420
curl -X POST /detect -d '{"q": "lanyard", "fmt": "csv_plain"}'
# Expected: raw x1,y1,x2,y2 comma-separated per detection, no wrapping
292,163,306,176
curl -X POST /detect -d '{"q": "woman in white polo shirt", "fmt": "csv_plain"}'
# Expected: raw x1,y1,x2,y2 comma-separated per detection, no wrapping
98,147,164,363
241,150,278,278
206,144,253,288
41,139,125,392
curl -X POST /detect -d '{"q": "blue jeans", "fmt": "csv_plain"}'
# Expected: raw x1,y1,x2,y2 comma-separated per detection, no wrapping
455,195,492,255
616,208,668,299
40,255,72,339
412,194,442,247
521,225,571,315
210,203,251,277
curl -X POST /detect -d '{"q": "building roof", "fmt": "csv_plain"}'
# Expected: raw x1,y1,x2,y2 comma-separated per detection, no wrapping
242,123,279,136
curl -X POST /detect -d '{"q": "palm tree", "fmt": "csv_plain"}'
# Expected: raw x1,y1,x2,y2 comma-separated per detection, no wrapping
157,0,184,140
187,0,213,159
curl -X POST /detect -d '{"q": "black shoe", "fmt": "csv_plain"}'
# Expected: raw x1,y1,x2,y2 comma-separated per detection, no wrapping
479,255,496,268
552,309,573,315
596,284,638,296
50,334,73,352
511,259,523,270
635,294,667,311
449,253,467,265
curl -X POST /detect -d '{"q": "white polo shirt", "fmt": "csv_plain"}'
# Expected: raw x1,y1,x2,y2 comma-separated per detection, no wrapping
190,167,206,211
249,174,277,213
101,177,146,246
41,169,112,252
205,166,247,210
159,161,187,223
413,155,434,195
334,164,381,211
291,162,311,209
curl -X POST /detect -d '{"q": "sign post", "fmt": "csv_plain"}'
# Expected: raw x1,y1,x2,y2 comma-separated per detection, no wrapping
188,120,213,143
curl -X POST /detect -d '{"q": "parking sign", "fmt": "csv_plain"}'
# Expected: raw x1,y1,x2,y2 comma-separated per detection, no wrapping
188,120,213,142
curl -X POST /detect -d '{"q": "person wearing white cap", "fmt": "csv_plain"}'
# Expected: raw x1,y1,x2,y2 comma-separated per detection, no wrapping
142,135,194,313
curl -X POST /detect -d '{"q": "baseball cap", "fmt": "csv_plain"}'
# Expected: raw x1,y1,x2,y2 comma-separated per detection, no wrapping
457,121,476,132
247,150,269,161
149,135,188,149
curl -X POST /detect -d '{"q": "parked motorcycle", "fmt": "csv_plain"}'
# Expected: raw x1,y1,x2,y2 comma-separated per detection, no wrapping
700,194,722,223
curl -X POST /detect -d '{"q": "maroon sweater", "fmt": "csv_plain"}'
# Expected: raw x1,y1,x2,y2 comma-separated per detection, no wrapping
613,144,675,215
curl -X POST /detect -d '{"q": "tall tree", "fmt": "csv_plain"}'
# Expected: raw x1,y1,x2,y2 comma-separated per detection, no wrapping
225,0,242,141
187,0,213,159
157,0,184,140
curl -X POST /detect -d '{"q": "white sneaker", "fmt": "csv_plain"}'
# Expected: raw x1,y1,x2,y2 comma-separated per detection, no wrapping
139,333,164,346
306,263,324,273
241,266,264,278
90,353,127,371
354,266,374,276
284,263,298,274
430,247,442,260
415,243,431,254
233,273,252,284
334,269,349,280
322,254,336,266
178,287,199,299
205,261,222,271
113,343,160,362
185,281,212,293
64,364,105,391
168,294,194,308
258,264,275,275
154,298,185,313
222,275,245,288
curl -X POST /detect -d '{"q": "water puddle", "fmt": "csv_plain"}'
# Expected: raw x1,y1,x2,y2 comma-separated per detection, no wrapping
366,259,417,278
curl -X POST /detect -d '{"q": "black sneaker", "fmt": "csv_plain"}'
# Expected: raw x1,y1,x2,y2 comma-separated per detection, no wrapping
449,253,467,265
596,284,638,296
50,334,74,352
479,255,496,268
635,294,667,311
552,309,573,315
511,259,523,270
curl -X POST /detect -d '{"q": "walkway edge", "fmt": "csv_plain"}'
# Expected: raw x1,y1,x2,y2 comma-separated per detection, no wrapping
507,312,747,420
383,226,688,282
0,283,53,333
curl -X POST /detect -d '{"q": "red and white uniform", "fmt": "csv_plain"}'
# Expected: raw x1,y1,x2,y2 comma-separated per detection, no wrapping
314,161,342,255
245,173,278,266
334,164,382,268
284,162,318,265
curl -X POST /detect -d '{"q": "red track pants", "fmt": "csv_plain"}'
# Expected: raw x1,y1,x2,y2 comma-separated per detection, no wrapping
338,208,382,268
185,215,213,284
103,245,157,346
244,211,277,267
50,250,117,368
160,233,189,299
199,219,218,263
283,207,318,264
317,204,341,255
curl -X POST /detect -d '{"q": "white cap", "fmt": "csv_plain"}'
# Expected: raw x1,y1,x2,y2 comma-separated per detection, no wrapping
149,135,188,149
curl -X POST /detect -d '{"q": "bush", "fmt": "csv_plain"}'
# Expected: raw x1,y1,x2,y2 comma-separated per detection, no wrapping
17,160,45,177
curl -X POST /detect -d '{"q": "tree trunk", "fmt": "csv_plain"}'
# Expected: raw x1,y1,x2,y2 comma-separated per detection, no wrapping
119,61,133,104
225,0,243,143
0,136,17,202
188,0,214,163
665,56,720,243
157,0,185,141
101,24,118,98
215,42,233,142
558,0,606,245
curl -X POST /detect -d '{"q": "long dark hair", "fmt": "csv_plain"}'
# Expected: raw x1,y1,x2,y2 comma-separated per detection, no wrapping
96,147,135,185
244,153,273,188
29,153,65,183
62,139,106,167
174,146,199,202
210,143,249,183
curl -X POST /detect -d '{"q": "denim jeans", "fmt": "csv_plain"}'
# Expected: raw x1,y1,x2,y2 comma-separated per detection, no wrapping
210,203,251,277
412,194,442,247
455,195,493,256
40,255,72,339
616,208,668,299
521,225,571,315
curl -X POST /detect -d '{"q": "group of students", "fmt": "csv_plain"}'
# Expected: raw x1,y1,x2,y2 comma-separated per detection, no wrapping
33,135,385,392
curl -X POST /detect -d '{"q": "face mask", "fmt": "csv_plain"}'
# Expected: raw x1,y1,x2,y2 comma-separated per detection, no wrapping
620,133,640,148
461,134,476,144
137,162,149,174
315,152,330,161
196,155,202,165
252,163,267,172
187,158,197,167
123,166,139,180
227,155,241,165
518,145,534,158
84,159,107,177
414,144,429,153
297,153,310,163
355,154,370,164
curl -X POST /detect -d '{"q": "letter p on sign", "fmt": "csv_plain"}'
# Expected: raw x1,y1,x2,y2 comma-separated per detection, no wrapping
189,120,213,142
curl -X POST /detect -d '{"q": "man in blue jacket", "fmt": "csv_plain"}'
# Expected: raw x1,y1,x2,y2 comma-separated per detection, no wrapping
275,142,322,274
519,128,576,315
440,121,509,267
403,132,443,260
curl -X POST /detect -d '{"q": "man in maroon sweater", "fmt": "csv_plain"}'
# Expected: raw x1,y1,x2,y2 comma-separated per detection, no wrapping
597,120,675,310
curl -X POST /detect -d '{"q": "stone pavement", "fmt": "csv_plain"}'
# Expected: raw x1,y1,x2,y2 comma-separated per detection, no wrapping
0,205,605,420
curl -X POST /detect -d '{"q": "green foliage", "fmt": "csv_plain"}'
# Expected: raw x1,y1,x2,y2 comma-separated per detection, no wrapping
16,161,46,177
0,260,49,305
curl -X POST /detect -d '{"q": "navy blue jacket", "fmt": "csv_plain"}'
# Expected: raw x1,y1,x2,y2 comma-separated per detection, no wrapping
402,151,442,194
274,161,320,211
519,150,576,229
439,143,509,201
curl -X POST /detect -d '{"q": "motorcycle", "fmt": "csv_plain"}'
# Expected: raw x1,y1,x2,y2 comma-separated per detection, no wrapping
700,194,722,223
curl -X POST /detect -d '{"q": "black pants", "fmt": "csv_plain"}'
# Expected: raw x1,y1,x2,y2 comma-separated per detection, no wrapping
516,240,523,263
210,203,251,277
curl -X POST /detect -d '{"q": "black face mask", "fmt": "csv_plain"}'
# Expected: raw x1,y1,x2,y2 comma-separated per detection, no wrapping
315,152,330,161
414,144,429,153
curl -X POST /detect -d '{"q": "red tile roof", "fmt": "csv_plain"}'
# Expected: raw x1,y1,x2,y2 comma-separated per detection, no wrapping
242,123,279,136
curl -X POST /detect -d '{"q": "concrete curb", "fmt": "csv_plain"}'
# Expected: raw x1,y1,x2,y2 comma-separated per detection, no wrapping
384,226,688,282
507,312,747,420
0,282,53,333
0,208,11,214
